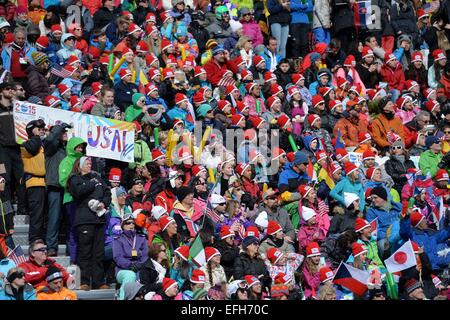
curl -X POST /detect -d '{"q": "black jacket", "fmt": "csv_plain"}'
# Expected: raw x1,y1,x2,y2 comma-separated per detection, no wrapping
355,63,381,89
215,241,240,280
331,0,354,33
68,171,111,227
267,0,291,25
93,7,119,30
25,64,50,100
113,80,139,112
138,259,165,294
233,252,271,289
44,125,66,188
0,101,17,147
328,209,357,235
384,156,415,188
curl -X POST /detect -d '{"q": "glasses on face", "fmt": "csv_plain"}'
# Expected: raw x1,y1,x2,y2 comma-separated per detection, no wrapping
15,88,24,91
392,145,403,150
196,182,206,186
34,247,47,253
123,221,135,226
444,131,450,134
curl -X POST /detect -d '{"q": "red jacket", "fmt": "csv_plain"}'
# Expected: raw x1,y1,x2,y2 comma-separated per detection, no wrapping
19,258,70,288
155,190,176,213
380,63,405,91
242,177,261,201
204,57,238,87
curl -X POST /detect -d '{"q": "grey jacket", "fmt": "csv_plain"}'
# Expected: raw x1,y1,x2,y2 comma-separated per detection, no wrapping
313,0,331,30
258,236,295,258
254,205,296,239
44,125,67,188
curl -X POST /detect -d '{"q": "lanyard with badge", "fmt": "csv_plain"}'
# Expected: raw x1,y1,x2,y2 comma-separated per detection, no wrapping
126,234,138,258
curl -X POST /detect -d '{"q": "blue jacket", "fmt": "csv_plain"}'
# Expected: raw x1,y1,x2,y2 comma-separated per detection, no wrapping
56,33,82,66
1,43,36,72
400,216,450,270
366,201,402,242
166,106,194,131
308,70,333,95
278,163,311,192
260,47,282,72
0,283,36,300
0,259,16,287
290,0,313,24
329,176,365,212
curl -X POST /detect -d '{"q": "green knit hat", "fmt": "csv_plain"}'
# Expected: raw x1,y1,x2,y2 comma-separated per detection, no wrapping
196,103,212,118
193,288,208,300
31,51,48,66
132,93,145,106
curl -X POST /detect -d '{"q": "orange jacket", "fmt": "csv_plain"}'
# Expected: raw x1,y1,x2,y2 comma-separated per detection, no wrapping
333,117,369,147
37,286,77,300
369,114,406,148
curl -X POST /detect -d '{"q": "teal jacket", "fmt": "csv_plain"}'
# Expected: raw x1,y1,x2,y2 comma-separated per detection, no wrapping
0,283,36,300
418,150,443,178
329,176,365,212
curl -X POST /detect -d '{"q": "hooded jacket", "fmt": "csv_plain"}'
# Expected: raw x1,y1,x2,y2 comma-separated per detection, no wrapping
370,113,406,149
329,176,365,212
308,68,333,96
334,116,369,147
58,137,86,204
300,135,319,164
214,241,240,279
290,0,313,24
0,283,36,300
418,150,443,178
19,257,70,289
233,251,271,288
380,62,405,91
56,33,82,65
366,201,402,242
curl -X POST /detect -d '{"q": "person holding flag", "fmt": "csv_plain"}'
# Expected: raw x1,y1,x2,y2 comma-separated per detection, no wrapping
354,218,384,269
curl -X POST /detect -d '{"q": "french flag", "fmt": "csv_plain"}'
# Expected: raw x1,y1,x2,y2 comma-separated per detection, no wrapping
333,262,370,296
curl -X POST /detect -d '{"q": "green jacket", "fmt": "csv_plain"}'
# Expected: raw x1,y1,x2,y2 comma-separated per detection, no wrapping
418,150,443,178
129,140,152,170
58,137,86,204
357,238,384,269
125,104,142,122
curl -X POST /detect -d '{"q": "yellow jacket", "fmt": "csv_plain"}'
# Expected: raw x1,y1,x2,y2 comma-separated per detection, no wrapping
21,136,45,188
36,287,77,300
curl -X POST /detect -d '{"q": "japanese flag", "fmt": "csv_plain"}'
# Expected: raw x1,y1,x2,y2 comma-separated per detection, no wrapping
369,218,378,238
384,240,417,273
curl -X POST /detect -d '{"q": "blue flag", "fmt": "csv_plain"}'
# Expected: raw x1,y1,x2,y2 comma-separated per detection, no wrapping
335,129,345,150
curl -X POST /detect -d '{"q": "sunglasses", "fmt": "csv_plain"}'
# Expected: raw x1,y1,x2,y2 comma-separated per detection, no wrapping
11,272,25,279
444,131,450,134
123,221,135,225
34,247,47,252
196,182,206,186
217,203,226,206
392,146,403,150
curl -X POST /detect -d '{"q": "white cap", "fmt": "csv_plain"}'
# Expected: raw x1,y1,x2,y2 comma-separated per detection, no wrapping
302,206,316,221
344,192,359,208
151,206,167,220
168,170,178,188
210,194,226,208
255,211,268,229
227,280,246,297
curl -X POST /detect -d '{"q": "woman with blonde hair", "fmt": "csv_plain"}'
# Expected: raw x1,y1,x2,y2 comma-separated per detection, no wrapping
234,35,254,68
318,281,337,300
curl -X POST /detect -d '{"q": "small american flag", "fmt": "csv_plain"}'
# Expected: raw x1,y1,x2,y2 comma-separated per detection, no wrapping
205,199,221,224
51,64,72,78
7,245,27,265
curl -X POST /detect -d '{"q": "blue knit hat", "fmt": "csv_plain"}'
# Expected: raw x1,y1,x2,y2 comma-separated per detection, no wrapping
212,45,225,56
293,151,308,165
425,136,440,149
196,104,212,118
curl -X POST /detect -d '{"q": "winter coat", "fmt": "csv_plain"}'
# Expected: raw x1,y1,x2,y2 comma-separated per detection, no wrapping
266,252,304,283
267,0,291,25
384,155,415,191
36,286,77,300
357,238,383,267
25,64,50,100
68,171,111,227
330,176,365,212
215,241,240,280
129,140,152,170
259,236,295,258
0,283,36,300
390,1,418,36
93,7,118,30
1,43,36,72
278,163,311,194
21,136,45,189
58,137,86,204
366,201,402,242
90,102,120,118
290,0,313,24
44,125,66,189
114,81,139,112
206,22,237,46
297,215,329,251
139,258,166,294
400,215,450,270
313,0,331,29
19,258,70,289
331,0,354,33
113,230,148,274
328,208,357,234
199,264,227,291
333,117,369,147
302,263,321,299
233,252,271,288
380,63,405,91
56,33,82,65
409,144,427,157
241,19,264,47
418,151,443,178
369,113,406,149
355,63,381,89
320,235,351,269
171,201,197,243
166,106,194,131
257,205,296,240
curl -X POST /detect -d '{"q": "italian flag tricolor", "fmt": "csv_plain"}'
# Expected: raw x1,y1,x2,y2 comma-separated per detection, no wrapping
189,234,206,267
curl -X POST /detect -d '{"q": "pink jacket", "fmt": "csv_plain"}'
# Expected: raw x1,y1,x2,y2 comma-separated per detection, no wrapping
82,96,99,113
297,203,330,251
302,264,321,299
395,108,419,124
241,20,264,47
244,95,266,117
334,67,367,95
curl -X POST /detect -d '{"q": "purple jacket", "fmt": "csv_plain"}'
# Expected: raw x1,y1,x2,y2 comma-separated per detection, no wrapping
113,230,149,273
215,213,253,244
105,214,123,246
242,20,264,47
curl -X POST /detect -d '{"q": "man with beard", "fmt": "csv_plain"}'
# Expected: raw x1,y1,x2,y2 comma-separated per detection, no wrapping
204,45,238,87
370,96,406,151
355,47,381,89
13,83,25,101
254,188,295,241
333,101,369,147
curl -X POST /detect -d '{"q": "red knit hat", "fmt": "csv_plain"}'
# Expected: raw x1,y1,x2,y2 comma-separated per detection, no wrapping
319,267,334,283
162,277,177,293
151,149,165,161
306,242,321,257
132,121,142,134
245,82,258,93
92,82,102,96
311,95,325,108
277,114,291,129
292,73,305,85
287,86,300,97
352,242,367,258
272,147,286,161
220,225,235,240
384,52,397,64
396,96,412,109
266,96,280,109
146,12,156,23
266,247,284,264
192,165,206,177
410,212,425,227
361,47,374,59
36,36,49,49
108,168,122,182
51,25,62,33
190,269,206,284
225,85,238,96
405,79,419,91
231,114,245,126
335,148,349,161
411,52,423,63
70,96,81,111
235,162,250,176
160,11,171,23
354,218,371,232
425,100,440,112
318,86,333,97
274,272,293,285
236,101,249,113
286,152,295,163
174,93,188,105
57,84,70,96
264,71,277,82
366,167,380,180
358,132,372,144
270,83,283,96
240,69,252,80
146,54,158,67
174,245,189,261
147,68,160,81
344,162,358,176
161,38,173,52
337,77,349,89
205,247,220,262
234,56,245,67
44,95,61,108
252,55,265,67
166,55,177,66
121,46,134,56
435,169,449,181
315,150,327,163
194,66,206,77
328,99,342,112
177,146,192,161
250,116,265,129
136,40,149,53
144,83,158,96
218,100,231,111
245,225,259,238
307,114,321,126
343,54,356,67
244,275,261,288
63,65,77,76
417,9,429,20
298,185,313,198
433,49,446,61
159,215,175,231
423,88,436,99
362,149,376,161
267,220,283,236
119,68,132,79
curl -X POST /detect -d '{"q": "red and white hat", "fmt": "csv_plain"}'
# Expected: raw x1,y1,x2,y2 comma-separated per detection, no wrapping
274,273,292,285
245,82,258,93
151,149,165,161
319,267,334,283
128,23,141,35
245,225,259,238
91,82,102,96
337,77,349,89
44,95,61,108
121,46,134,57
225,85,238,96
365,167,380,180
306,242,321,257
36,36,49,49
361,47,374,59
235,162,251,176
318,86,333,97
70,96,82,111
330,161,342,175
192,91,206,104
344,162,358,176
435,169,449,181
234,56,245,67
218,100,231,111
343,54,356,67
271,147,286,161
312,95,325,108
417,9,429,20
240,69,252,81
161,38,173,52
57,83,70,96
174,245,190,261
250,116,265,129
177,146,192,162
423,88,436,99
205,247,221,262
166,55,177,66
119,68,132,79
410,211,425,227
63,65,77,76
432,275,442,288
352,242,367,258
358,132,372,144
231,114,245,126
162,277,177,293
292,73,305,84
220,225,235,240
264,71,277,82
192,164,206,177
160,11,171,24
190,269,206,284
145,83,158,96
136,40,149,53
270,83,283,96
194,66,206,77
298,185,313,198
174,93,188,105
266,247,284,264
267,220,283,236
362,149,376,161
354,218,371,233
433,49,446,61
253,55,265,67
67,55,80,66
335,148,349,161
425,100,440,113
396,96,412,109
146,53,158,67
277,114,291,129
307,114,321,126
316,150,327,163
108,167,122,183
411,51,423,63
159,215,175,231
236,101,249,113
288,85,300,97
265,96,280,110
411,241,420,254
384,52,397,64
244,275,261,288
405,80,419,91
147,68,160,80
328,100,342,112
146,12,156,23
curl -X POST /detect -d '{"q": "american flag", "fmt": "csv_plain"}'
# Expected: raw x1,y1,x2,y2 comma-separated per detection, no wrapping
204,198,221,224
7,245,27,265
50,64,72,78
